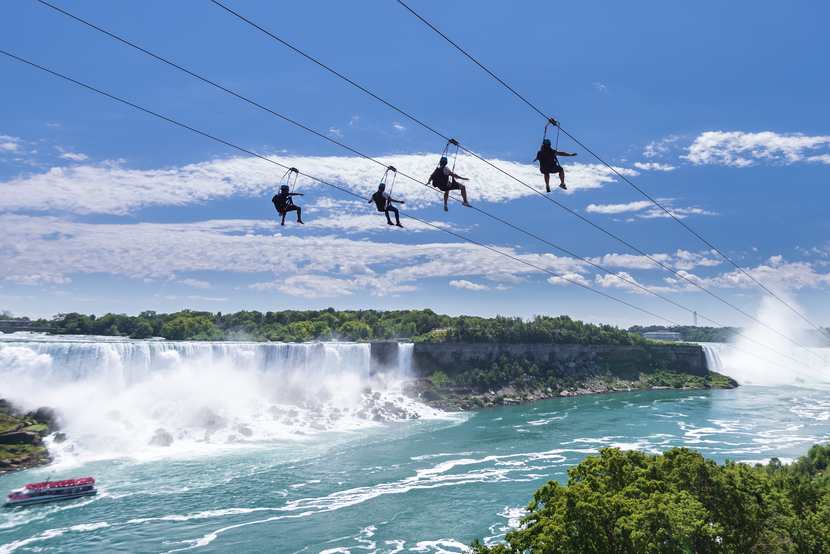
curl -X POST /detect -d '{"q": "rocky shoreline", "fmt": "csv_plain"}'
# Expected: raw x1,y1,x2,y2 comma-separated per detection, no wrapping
405,370,737,411
0,399,59,475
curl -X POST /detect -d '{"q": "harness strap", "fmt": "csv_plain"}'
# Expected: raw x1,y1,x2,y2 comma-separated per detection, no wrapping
385,166,398,196
543,117,559,140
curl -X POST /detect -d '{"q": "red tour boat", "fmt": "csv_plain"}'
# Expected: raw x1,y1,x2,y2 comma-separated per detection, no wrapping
4,477,97,507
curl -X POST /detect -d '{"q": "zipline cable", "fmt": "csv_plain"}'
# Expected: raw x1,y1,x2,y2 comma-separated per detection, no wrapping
395,0,830,344
35,0,820,364
0,47,693,329
197,0,825,358
0,47,802,367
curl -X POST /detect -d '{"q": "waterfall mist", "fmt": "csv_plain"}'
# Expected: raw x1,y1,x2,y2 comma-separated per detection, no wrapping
0,336,437,464
700,297,830,387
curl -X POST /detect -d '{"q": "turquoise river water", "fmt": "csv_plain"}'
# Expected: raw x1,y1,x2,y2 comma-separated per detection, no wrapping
0,337,828,553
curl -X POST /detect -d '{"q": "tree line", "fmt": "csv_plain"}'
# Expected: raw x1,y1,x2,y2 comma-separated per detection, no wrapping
4,309,647,345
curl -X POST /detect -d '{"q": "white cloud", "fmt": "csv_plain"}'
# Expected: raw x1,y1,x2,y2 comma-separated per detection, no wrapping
684,131,830,167
56,147,89,162
177,278,211,289
4,273,71,286
449,279,489,291
638,206,718,219
392,122,406,132
594,271,655,295
643,135,682,159
0,152,638,215
586,201,652,215
0,215,587,299
327,127,343,139
591,250,721,272
586,199,716,220
547,272,590,287
633,161,675,172
251,274,358,299
0,134,21,152
688,257,830,292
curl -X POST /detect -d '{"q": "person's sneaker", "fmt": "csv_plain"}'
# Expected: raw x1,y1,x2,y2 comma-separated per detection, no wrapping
396,223,404,228
387,221,394,225
545,186,551,193
444,205,449,212
280,221,285,226
559,183,567,190
297,219,304,225
462,202,471,207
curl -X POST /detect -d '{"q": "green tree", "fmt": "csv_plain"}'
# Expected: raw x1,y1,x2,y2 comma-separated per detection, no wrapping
476,445,830,554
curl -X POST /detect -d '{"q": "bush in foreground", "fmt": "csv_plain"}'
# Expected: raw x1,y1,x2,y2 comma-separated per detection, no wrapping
474,445,830,553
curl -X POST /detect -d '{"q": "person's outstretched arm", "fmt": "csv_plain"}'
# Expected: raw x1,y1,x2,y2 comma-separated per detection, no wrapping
450,171,468,180
290,192,305,196
555,151,577,157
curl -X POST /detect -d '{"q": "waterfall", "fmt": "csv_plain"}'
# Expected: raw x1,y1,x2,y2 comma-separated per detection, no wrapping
697,340,830,386
397,343,414,377
0,335,438,462
700,343,724,372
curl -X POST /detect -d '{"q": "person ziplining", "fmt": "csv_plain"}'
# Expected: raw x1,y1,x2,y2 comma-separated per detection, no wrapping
534,118,577,192
272,167,304,225
427,139,471,211
370,166,405,227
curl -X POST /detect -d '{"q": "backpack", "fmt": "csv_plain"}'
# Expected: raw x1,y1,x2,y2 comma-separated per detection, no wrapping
430,166,449,189
272,193,290,213
371,191,387,211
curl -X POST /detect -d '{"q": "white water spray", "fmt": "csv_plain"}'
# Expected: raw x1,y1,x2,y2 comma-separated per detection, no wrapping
0,335,437,464
700,297,830,386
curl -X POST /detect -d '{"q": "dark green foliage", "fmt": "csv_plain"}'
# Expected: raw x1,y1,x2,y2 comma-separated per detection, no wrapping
475,445,830,553
433,354,729,394
35,310,644,344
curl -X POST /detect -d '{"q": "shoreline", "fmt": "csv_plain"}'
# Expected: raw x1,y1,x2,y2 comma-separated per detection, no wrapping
405,370,737,411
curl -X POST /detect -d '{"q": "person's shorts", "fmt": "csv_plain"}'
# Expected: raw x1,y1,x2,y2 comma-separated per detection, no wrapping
438,182,463,192
540,164,563,174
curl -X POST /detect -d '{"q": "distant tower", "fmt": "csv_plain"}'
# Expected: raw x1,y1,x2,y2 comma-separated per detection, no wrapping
693,311,698,326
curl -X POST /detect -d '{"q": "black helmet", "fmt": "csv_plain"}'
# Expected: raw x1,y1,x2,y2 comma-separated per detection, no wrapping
280,184,290,193
439,156,448,166
378,182,386,191
542,138,552,147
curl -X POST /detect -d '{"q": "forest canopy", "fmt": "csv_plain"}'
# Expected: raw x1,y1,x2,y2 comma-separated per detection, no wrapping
474,444,830,553
4,309,648,345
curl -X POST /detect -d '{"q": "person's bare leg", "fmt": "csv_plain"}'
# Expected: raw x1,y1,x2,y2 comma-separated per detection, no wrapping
280,213,286,226
558,168,567,189
296,206,304,224
443,191,449,212
543,172,551,193
460,185,470,206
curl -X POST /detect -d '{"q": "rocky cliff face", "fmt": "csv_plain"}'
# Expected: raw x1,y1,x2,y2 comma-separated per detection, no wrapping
408,342,707,377
369,341,727,410
0,400,57,474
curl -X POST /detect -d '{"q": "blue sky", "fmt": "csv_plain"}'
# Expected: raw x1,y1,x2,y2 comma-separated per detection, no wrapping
1,0,828,328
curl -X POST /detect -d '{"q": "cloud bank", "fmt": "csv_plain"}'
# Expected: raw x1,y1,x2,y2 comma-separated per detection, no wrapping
0,152,636,215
